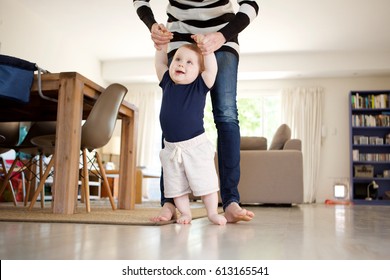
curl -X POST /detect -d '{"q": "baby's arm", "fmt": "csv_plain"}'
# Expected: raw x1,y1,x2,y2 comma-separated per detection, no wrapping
155,44,169,82
201,52,218,89
193,34,218,88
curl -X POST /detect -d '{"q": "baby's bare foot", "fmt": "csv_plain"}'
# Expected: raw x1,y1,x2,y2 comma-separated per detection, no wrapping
208,214,227,226
177,214,192,224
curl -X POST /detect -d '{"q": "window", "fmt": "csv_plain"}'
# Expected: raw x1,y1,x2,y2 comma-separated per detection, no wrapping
204,89,281,148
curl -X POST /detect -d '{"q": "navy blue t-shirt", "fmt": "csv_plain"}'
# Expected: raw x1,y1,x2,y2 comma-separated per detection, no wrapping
159,71,210,142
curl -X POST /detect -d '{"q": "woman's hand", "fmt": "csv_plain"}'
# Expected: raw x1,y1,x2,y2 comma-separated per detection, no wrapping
191,32,226,55
151,23,173,50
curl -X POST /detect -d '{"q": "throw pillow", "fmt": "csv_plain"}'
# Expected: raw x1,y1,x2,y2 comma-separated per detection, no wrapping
269,124,291,150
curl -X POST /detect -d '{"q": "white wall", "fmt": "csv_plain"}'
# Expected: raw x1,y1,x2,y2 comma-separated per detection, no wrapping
0,0,104,85
0,0,106,161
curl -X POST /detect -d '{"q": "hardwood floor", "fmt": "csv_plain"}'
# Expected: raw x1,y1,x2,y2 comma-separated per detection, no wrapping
1,203,390,260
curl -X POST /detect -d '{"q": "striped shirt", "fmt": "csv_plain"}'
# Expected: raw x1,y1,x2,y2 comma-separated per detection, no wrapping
133,0,259,58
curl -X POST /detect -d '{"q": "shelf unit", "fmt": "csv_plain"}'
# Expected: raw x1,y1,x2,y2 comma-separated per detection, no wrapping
36,169,101,201
349,90,390,205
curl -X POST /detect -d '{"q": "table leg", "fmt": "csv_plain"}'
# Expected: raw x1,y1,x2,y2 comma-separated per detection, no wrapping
118,112,138,210
52,75,83,214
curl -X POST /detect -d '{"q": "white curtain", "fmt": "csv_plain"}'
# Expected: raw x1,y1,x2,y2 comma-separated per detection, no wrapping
282,87,323,203
125,89,160,167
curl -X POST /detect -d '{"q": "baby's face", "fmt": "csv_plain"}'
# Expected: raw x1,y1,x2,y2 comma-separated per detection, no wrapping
169,47,200,85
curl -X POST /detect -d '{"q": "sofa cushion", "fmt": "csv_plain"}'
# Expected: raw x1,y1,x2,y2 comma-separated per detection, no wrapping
269,124,291,150
283,139,301,151
240,137,267,150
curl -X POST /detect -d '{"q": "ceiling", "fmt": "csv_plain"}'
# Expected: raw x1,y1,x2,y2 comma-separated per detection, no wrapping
14,0,390,81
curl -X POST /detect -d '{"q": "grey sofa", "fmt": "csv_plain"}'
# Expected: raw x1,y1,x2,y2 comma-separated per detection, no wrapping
238,136,304,205
190,124,304,205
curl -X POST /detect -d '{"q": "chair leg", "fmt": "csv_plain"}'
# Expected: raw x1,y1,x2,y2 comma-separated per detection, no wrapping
0,156,18,206
20,171,26,204
39,155,45,208
28,155,55,210
96,151,116,210
23,174,33,206
80,169,85,203
7,180,17,206
82,148,91,213
23,158,37,206
51,157,56,210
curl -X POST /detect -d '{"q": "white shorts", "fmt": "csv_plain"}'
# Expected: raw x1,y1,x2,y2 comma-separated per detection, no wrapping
160,133,219,198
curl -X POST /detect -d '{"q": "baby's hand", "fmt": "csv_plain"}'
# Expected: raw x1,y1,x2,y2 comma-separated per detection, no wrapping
192,34,204,44
155,23,171,35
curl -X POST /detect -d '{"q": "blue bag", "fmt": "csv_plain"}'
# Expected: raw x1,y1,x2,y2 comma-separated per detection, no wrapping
0,54,49,103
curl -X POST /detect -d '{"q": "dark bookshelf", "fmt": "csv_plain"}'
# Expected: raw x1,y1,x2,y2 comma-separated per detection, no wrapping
349,91,390,205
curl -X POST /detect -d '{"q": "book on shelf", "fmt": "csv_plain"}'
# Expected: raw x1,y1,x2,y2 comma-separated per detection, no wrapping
354,135,388,146
352,149,359,161
352,114,390,127
359,153,390,162
351,92,390,109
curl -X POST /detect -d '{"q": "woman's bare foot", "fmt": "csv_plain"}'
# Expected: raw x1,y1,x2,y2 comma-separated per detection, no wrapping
177,214,192,224
208,213,227,226
224,202,254,223
150,202,177,222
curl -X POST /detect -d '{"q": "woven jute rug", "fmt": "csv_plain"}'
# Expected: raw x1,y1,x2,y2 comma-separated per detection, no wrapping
0,200,218,226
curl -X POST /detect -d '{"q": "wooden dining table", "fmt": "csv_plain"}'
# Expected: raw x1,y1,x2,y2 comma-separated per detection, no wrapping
0,72,138,214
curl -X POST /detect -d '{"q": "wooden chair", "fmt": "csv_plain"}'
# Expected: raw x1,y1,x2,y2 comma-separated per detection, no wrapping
29,83,128,212
0,122,20,205
1,122,56,207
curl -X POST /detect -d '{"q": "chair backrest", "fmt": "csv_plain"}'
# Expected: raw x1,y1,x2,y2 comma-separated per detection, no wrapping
15,121,57,156
0,122,20,152
18,121,57,148
81,83,128,150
